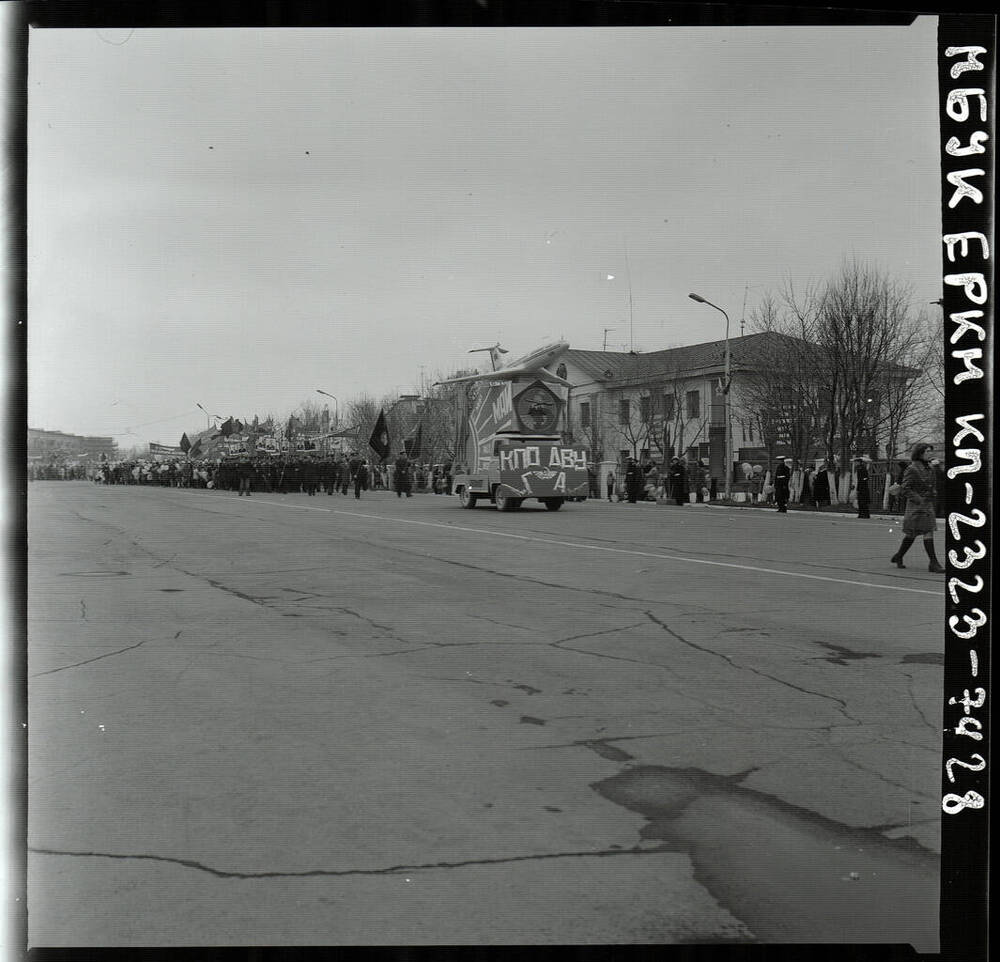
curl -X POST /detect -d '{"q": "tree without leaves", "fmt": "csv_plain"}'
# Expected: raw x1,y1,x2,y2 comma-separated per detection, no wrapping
744,261,935,503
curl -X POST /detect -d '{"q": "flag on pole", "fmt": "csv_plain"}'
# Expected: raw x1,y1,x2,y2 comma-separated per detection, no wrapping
179,433,191,453
369,409,390,460
189,439,204,459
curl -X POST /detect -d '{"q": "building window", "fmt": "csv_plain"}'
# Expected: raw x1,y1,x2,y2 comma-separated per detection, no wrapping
639,396,652,423
663,394,675,422
580,401,591,428
618,399,630,426
686,390,700,419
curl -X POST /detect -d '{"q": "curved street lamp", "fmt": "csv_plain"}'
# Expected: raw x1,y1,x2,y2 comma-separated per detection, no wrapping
316,390,339,429
196,403,222,430
689,293,733,501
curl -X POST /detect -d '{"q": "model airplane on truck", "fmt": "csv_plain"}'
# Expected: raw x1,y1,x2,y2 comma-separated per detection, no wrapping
438,341,589,511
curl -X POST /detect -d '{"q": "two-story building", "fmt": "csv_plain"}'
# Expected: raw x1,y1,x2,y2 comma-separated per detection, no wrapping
551,331,917,490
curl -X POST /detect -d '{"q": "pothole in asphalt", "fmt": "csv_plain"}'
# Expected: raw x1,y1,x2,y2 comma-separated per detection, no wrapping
579,740,634,763
519,716,546,726
900,652,945,666
591,765,939,951
814,643,881,665
158,588,184,593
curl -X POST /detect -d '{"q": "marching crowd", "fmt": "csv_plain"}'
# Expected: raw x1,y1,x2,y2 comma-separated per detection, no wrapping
86,452,455,499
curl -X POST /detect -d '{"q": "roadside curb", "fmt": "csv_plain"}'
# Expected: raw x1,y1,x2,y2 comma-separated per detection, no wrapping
609,499,906,523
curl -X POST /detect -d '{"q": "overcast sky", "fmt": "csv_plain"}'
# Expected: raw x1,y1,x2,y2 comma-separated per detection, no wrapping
27,21,941,445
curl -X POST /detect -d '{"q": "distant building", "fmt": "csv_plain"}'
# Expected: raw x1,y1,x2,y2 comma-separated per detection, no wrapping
27,428,118,462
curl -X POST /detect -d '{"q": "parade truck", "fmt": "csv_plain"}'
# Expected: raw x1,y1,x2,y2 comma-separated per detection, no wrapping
440,341,590,512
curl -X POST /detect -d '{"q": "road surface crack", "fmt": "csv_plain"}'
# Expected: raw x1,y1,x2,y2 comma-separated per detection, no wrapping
28,844,666,879
549,623,655,666
31,639,150,677
901,669,937,732
643,611,860,724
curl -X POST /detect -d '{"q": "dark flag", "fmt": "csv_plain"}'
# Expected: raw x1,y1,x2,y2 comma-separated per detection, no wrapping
369,409,390,460
179,433,191,453
234,419,244,434
409,423,423,459
189,439,203,459
214,417,235,438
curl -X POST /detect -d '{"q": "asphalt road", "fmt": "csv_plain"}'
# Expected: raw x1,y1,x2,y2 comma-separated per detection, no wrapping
27,482,944,948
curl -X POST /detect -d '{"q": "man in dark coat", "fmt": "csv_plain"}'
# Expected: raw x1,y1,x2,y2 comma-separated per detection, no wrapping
624,458,642,503
812,461,830,508
852,455,871,519
236,459,255,497
890,442,944,572
774,457,791,512
668,457,687,505
354,459,369,499
394,451,413,498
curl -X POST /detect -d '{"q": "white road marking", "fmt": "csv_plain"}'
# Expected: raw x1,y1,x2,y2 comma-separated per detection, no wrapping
242,499,942,597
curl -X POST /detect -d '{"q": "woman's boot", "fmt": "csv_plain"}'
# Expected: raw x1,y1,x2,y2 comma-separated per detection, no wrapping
891,536,915,568
924,539,945,573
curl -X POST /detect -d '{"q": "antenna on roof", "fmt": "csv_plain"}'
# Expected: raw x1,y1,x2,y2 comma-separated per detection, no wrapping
623,238,634,351
741,284,748,337
602,327,616,351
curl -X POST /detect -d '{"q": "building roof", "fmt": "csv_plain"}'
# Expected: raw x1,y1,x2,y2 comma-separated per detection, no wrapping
560,332,804,385
560,330,918,386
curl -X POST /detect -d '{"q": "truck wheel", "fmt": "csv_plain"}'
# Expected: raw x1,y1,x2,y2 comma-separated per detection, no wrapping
542,498,564,511
494,490,521,512
459,487,478,509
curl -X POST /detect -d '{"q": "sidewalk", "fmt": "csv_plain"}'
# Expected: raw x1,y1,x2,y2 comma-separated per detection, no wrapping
618,497,907,523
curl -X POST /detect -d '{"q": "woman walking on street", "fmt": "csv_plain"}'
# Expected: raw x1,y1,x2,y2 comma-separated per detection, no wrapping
891,443,945,573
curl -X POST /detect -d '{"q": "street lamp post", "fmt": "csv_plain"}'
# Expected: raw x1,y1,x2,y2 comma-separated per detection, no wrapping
196,403,222,431
316,390,339,456
316,390,339,429
689,293,732,501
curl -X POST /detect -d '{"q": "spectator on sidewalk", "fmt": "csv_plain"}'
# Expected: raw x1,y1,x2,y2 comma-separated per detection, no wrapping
774,457,791,513
668,457,687,505
624,458,643,503
852,455,872,519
